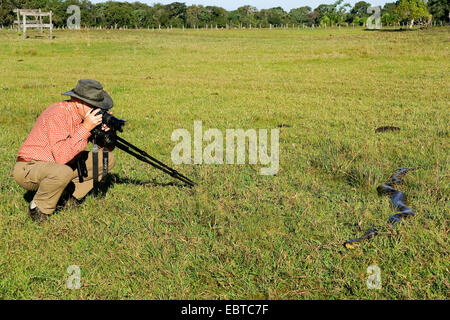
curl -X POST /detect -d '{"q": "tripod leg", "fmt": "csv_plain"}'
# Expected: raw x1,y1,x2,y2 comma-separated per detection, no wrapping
92,144,99,196
115,139,195,187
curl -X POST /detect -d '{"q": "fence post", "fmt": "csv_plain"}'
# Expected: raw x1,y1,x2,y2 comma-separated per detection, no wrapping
39,8,43,33
49,11,53,39
22,13,26,39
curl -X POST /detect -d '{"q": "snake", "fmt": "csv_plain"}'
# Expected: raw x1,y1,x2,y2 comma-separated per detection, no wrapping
344,167,422,249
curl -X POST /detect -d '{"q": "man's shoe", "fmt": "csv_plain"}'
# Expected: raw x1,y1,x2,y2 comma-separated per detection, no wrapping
29,204,49,223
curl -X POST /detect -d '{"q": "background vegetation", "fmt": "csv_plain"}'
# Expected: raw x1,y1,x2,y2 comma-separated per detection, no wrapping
0,0,449,29
0,25,448,299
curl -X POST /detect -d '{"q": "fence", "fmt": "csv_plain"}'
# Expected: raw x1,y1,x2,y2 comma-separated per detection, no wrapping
13,9,53,39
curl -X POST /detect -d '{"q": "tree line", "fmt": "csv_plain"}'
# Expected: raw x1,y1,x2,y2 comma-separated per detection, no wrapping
0,0,448,28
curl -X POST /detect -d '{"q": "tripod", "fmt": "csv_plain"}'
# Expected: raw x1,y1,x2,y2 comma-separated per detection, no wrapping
77,134,195,195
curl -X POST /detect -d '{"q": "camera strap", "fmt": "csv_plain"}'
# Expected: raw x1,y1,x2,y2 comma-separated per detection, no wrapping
103,149,109,178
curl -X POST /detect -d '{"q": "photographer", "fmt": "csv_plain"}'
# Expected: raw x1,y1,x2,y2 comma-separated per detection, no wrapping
13,79,115,222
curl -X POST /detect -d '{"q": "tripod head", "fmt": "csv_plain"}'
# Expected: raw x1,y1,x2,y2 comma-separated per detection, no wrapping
90,127,117,150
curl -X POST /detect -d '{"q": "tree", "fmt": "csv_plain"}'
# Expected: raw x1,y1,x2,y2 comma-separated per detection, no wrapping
395,0,430,28
255,9,270,27
314,0,350,26
288,6,313,24
348,1,371,24
152,3,169,27
130,8,147,28
427,0,450,23
166,2,186,27
351,1,371,16
0,0,16,26
381,2,399,25
313,4,333,24
206,6,227,27
266,7,287,26
101,2,134,28
334,0,351,24
3,0,440,30
185,5,199,27
382,2,397,15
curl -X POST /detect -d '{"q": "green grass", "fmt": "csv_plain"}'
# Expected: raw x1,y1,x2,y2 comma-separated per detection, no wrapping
0,27,448,299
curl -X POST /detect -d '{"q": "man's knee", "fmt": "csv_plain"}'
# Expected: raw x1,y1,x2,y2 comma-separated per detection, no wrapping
13,162,37,191
49,164,74,185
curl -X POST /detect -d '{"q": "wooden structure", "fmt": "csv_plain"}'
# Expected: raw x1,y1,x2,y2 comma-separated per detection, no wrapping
13,9,53,39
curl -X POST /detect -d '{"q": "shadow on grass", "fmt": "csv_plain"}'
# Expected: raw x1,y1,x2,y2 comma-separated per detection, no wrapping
105,173,178,189
364,27,432,32
364,28,412,32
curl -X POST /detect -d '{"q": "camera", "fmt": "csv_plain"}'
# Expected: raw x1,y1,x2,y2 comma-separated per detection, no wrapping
95,109,126,132
89,110,125,150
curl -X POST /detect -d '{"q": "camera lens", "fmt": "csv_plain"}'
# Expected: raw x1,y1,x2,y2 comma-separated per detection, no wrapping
103,112,125,132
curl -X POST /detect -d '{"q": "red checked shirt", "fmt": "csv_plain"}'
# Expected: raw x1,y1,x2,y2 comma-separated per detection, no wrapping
18,100,91,165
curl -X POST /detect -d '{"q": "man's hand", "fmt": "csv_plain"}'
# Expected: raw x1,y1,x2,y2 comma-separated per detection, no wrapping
101,111,113,132
82,108,103,131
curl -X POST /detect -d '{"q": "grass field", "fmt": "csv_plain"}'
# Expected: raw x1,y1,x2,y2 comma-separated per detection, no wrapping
0,26,448,300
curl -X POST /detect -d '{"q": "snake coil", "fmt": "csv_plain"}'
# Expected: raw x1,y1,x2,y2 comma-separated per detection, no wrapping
344,167,421,249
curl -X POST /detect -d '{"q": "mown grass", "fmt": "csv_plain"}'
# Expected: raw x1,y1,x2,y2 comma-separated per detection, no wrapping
0,26,448,299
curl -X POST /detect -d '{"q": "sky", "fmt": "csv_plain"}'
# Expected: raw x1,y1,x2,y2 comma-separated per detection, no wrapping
91,1,391,11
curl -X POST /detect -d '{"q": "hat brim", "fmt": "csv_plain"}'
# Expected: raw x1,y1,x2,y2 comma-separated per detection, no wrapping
62,90,113,110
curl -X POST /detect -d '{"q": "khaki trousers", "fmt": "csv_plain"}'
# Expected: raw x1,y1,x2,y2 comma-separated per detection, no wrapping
13,151,115,215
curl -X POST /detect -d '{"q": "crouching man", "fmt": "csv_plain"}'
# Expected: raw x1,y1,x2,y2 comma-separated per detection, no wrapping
13,79,115,222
